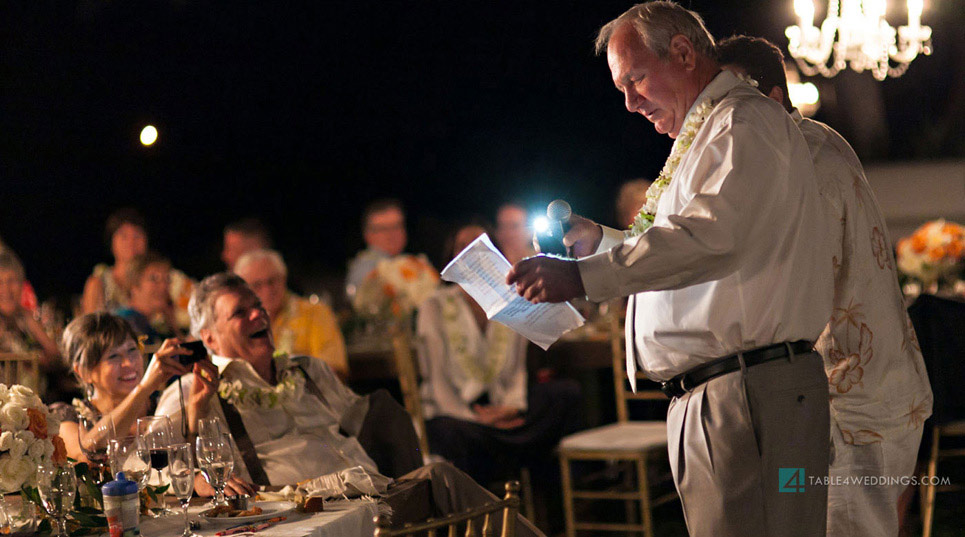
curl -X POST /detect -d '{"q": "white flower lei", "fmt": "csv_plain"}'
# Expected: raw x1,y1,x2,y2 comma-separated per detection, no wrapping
629,96,721,236
440,294,511,385
217,352,305,410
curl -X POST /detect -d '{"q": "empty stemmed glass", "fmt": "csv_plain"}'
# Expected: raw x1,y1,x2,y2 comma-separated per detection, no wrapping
168,443,200,537
108,436,151,490
77,415,114,480
196,433,234,507
37,464,77,537
197,417,225,440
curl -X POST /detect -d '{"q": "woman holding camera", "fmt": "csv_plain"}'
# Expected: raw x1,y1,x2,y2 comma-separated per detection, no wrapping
53,312,216,462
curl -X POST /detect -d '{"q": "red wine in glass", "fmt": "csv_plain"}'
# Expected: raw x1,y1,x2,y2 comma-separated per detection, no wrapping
149,448,169,471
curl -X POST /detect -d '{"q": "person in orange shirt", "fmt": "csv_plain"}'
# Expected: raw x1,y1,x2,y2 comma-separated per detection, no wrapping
234,249,348,378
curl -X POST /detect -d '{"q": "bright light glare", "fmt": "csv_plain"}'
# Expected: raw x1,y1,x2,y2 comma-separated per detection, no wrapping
533,216,550,234
140,125,158,146
789,82,820,107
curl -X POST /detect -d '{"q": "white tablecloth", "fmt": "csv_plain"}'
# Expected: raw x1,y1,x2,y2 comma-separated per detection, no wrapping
140,499,379,537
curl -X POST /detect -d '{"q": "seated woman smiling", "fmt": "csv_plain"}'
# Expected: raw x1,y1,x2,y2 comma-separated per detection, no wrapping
53,312,253,496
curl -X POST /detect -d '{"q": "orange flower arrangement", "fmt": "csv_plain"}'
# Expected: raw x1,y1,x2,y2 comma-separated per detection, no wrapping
896,219,965,285
353,254,440,320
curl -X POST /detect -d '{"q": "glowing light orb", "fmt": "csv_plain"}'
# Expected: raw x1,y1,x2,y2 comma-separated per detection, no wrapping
533,216,550,234
140,125,158,146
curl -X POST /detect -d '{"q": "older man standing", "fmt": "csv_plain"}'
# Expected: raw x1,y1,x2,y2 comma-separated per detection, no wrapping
234,249,348,378
508,3,835,536
717,35,932,536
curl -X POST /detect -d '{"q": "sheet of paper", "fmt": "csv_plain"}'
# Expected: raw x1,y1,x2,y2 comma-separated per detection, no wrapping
440,234,584,349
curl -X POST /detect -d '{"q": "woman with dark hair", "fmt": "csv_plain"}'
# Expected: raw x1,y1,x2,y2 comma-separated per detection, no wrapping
80,208,194,330
52,312,253,495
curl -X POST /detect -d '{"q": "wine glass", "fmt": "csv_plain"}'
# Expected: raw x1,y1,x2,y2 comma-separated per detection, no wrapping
37,465,77,537
77,415,114,480
197,416,225,439
168,443,199,537
136,416,173,514
109,436,151,490
195,433,234,507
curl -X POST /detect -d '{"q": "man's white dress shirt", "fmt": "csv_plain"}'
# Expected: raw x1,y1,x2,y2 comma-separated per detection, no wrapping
579,71,835,384
156,353,379,486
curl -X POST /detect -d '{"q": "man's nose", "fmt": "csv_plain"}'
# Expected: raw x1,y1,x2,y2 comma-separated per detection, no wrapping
624,88,642,113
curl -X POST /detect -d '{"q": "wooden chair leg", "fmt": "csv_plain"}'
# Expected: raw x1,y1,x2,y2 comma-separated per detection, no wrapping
560,454,577,537
519,467,535,523
921,426,941,537
635,457,654,537
621,461,638,529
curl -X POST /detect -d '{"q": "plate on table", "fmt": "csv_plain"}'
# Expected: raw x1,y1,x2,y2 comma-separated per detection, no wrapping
200,501,297,524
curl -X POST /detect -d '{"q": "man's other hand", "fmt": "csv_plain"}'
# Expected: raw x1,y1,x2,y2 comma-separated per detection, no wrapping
506,255,584,303
562,214,603,258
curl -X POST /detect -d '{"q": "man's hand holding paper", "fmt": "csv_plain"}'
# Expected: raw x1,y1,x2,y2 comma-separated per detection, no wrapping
440,233,583,350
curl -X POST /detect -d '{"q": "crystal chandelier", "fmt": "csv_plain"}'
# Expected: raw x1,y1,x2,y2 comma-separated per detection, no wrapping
785,0,933,80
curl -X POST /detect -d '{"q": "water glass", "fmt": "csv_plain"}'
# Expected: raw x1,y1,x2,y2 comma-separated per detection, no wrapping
197,416,225,439
37,465,77,537
196,433,234,507
168,443,199,537
109,436,151,489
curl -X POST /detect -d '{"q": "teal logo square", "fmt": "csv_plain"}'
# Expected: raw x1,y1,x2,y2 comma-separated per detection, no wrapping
779,468,805,492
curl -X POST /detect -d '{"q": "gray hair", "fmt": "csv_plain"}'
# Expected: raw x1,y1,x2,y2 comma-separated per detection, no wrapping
594,1,716,60
0,250,25,281
188,272,252,339
234,248,288,279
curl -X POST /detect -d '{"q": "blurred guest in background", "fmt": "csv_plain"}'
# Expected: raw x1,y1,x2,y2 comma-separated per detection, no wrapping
235,249,348,378
417,223,582,493
494,202,535,265
115,251,183,346
222,217,272,271
346,199,408,294
0,249,60,366
615,178,653,229
81,208,194,328
0,236,38,314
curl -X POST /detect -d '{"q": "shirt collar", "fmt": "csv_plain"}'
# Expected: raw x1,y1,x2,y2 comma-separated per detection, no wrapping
790,108,804,125
682,69,742,121
211,352,301,379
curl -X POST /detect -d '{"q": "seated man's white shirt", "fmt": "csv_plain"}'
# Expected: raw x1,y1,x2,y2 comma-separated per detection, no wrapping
416,286,528,421
155,353,380,486
580,70,835,381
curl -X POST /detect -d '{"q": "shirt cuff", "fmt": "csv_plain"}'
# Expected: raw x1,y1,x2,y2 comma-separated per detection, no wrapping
578,250,620,302
595,225,627,254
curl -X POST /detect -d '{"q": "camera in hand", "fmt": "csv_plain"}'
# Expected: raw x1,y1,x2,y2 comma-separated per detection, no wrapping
178,340,208,366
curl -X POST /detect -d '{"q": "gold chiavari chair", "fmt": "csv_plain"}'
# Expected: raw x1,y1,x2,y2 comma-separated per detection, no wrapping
374,480,520,537
557,299,676,537
0,351,41,392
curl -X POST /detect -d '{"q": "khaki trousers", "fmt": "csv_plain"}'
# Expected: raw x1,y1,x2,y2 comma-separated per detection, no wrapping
667,350,830,537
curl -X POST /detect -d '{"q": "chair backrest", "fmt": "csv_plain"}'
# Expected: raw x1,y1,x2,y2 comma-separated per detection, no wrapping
0,352,41,392
608,299,665,423
908,294,965,424
374,480,520,537
391,331,432,457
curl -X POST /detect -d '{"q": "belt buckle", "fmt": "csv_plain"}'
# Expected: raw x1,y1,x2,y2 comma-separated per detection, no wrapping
660,379,685,399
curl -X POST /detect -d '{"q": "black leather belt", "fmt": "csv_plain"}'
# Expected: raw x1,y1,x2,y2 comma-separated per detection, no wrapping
660,340,814,398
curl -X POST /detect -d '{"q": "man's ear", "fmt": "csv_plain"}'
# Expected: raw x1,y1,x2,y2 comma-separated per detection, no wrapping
668,34,697,70
201,329,218,355
768,86,789,110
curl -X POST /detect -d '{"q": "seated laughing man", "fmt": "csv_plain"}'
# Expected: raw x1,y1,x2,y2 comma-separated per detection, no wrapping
155,272,542,535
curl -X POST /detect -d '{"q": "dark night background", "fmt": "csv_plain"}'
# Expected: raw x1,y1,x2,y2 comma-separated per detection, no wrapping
2,0,963,307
